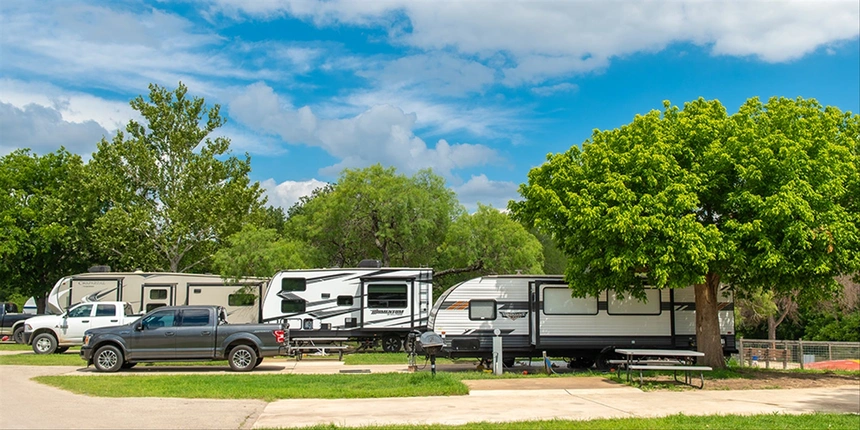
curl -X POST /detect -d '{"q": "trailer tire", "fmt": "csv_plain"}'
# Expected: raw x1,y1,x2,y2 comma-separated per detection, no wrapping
54,347,70,354
381,335,402,353
228,345,257,372
13,326,25,344
32,333,58,354
93,345,124,372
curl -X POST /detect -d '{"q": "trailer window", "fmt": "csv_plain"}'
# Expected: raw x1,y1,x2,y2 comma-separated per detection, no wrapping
124,303,134,316
281,299,306,313
367,284,407,308
180,309,211,326
146,303,166,312
469,300,496,321
607,289,661,315
543,288,598,315
337,295,354,306
281,278,307,292
149,289,168,300
228,293,256,307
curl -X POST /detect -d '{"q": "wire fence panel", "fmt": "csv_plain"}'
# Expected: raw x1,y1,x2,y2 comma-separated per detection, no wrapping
737,339,860,369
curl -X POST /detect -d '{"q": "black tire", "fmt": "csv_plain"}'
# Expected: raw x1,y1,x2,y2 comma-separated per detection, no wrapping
121,362,137,369
32,333,58,354
93,345,123,372
228,345,257,372
54,347,70,354
503,357,516,368
381,335,402,353
255,357,264,367
13,326,25,344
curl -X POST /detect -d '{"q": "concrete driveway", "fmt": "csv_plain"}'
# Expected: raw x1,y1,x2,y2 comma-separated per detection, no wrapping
2,363,858,429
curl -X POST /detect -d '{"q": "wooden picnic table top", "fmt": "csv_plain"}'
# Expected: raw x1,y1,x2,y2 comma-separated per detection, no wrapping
615,349,704,357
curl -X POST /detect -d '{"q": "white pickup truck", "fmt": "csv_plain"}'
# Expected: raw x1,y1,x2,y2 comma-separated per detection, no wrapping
23,302,142,354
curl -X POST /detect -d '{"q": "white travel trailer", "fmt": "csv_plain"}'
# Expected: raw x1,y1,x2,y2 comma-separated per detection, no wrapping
261,265,433,352
428,275,736,367
46,269,268,324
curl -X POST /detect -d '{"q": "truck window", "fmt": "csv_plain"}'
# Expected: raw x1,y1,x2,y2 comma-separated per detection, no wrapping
141,310,176,329
180,309,210,326
95,304,115,317
67,305,92,318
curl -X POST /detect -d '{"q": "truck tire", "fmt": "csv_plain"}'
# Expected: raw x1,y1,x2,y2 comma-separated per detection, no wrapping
13,326,25,344
121,362,137,369
228,345,257,372
381,335,402,353
32,333,58,354
93,345,123,372
54,347,70,354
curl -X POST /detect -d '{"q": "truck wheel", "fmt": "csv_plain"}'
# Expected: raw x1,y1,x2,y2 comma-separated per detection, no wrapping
13,326,25,344
121,362,137,369
381,335,402,353
32,333,58,354
228,345,257,372
93,345,123,372
54,347,70,354
255,357,264,367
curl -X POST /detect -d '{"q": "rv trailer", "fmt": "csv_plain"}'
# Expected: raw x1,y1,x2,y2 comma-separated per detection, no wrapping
261,265,433,352
427,274,736,367
46,270,268,324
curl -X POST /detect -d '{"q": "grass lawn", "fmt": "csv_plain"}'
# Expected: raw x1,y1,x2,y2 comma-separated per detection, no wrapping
35,372,468,401
344,352,458,365
0,343,47,351
283,413,860,430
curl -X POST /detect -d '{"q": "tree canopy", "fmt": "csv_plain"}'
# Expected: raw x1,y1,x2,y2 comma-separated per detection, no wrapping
89,82,265,272
510,97,860,367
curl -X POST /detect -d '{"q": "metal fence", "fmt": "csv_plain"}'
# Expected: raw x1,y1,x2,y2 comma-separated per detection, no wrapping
736,338,860,370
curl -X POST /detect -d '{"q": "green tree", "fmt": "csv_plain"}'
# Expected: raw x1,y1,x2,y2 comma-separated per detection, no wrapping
286,164,459,267
510,97,860,368
214,224,311,280
434,204,544,292
0,149,97,312
89,82,265,272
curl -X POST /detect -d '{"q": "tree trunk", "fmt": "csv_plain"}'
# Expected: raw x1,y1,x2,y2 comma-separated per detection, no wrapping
36,296,47,315
767,315,777,341
694,272,726,369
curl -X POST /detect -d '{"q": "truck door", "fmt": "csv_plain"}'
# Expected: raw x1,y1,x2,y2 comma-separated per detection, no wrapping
89,303,124,330
129,308,177,360
362,281,409,329
173,308,215,359
58,304,94,343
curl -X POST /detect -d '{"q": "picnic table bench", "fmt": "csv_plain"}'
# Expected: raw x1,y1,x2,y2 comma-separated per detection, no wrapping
615,349,712,388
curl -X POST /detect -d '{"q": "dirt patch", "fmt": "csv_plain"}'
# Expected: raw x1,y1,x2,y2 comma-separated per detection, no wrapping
640,368,860,390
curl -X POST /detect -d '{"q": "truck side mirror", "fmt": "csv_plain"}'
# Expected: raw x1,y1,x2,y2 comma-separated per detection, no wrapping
135,323,143,331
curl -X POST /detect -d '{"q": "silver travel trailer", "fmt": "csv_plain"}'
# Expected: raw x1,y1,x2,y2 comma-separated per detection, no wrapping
261,264,433,352
427,274,736,367
46,270,268,324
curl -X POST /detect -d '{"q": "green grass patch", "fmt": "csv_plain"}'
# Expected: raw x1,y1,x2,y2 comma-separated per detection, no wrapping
0,343,39,351
34,372,468,401
0,352,84,366
283,413,860,430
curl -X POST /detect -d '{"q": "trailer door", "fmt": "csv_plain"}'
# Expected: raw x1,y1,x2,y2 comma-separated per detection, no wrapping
141,284,175,313
362,281,410,329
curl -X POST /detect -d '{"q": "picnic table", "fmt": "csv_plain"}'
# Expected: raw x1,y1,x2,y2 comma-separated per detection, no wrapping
614,348,712,388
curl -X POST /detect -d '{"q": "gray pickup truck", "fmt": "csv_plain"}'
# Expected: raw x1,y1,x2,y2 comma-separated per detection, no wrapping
80,305,286,372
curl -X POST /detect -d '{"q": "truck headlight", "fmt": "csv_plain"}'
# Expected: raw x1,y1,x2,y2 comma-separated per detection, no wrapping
83,335,91,346
25,324,32,331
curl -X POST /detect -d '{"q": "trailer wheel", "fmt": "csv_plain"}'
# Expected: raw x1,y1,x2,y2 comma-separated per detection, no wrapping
381,335,402,353
228,345,257,372
93,345,124,372
32,333,58,354
13,326,25,344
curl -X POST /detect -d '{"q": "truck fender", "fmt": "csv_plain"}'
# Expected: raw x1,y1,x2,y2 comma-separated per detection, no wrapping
220,333,263,358
91,334,131,358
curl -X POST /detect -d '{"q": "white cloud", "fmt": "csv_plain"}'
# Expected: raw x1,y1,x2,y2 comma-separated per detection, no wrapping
0,102,109,156
228,82,502,177
260,178,328,211
452,174,519,213
531,82,579,97
207,0,860,82
357,53,496,96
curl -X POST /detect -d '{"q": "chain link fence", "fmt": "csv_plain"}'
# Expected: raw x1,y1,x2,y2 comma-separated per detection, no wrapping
737,338,860,369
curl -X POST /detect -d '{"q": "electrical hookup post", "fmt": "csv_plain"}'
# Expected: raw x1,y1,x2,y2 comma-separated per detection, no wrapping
406,330,419,372
492,328,503,376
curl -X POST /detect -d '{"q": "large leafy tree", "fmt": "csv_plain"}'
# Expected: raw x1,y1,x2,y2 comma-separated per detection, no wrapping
510,97,859,368
89,82,265,272
0,149,97,312
214,224,311,280
434,204,544,293
286,164,460,267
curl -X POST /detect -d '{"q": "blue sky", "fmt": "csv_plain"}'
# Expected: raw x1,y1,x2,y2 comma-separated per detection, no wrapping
1,1,858,212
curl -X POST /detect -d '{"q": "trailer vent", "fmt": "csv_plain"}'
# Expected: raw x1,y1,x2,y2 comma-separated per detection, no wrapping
358,259,382,268
88,265,111,273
